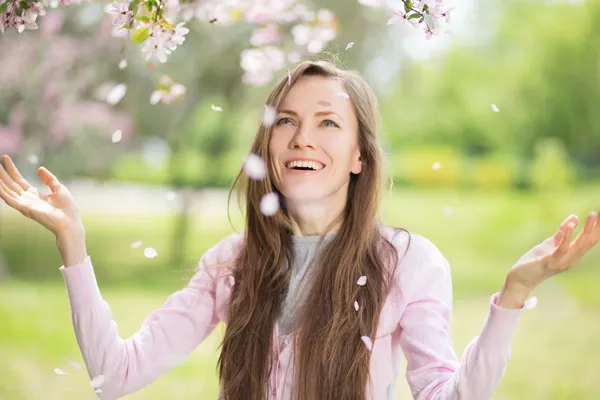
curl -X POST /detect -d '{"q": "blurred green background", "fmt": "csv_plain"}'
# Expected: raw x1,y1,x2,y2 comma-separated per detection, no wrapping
1,0,599,398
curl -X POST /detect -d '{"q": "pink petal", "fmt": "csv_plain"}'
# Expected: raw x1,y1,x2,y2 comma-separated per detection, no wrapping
243,153,267,180
90,374,105,389
356,275,367,286
354,300,359,311
361,336,373,351
211,104,223,112
144,247,158,258
262,105,277,127
260,193,279,216
112,130,122,143
345,41,355,50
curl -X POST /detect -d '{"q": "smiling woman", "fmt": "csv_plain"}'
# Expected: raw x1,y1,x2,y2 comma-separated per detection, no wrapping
0,60,598,400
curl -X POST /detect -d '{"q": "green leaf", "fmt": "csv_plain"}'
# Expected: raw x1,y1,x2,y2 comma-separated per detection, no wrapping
408,13,421,20
19,1,30,10
132,27,150,44
404,2,411,13
146,0,153,12
419,16,424,23
137,15,150,23
128,0,140,12
423,4,429,13
0,3,7,13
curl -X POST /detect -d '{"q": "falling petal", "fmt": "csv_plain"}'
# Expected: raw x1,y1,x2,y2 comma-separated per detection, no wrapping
131,240,143,249
65,359,82,371
491,104,500,112
90,374,105,389
354,300,359,311
262,105,278,127
361,336,373,351
95,389,104,394
54,368,69,375
524,296,538,310
112,130,122,143
334,92,350,99
26,153,39,165
106,83,127,105
357,275,367,286
345,41,355,50
150,91,162,105
211,104,223,112
118,59,128,69
243,153,267,180
387,15,403,25
443,205,453,216
260,193,279,216
432,162,441,170
144,247,158,258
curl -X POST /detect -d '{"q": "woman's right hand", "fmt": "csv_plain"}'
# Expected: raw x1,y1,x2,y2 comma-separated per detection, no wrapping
0,154,84,237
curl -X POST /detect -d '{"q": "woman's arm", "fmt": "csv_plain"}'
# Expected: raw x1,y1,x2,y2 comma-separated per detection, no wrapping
60,234,241,400
398,236,528,400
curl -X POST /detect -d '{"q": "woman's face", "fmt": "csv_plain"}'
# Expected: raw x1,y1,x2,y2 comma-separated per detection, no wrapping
269,75,362,207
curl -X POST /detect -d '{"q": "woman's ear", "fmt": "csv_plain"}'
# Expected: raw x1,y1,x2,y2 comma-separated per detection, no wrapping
351,154,362,175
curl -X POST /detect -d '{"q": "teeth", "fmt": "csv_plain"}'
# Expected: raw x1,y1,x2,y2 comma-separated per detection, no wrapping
286,160,324,170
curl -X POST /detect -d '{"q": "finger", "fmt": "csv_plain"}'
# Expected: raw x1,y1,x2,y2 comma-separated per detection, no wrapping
0,155,24,194
37,166,61,192
569,211,597,252
0,176,19,202
0,178,26,214
3,155,33,192
552,221,576,261
592,210,600,244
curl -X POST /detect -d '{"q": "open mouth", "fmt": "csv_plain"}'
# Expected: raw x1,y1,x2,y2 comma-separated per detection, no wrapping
285,160,325,171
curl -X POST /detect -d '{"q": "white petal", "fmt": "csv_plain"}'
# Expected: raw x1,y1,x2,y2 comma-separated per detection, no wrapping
243,153,267,180
356,275,367,286
524,296,538,310
90,374,105,389
387,15,403,25
144,247,158,258
259,193,279,216
491,103,500,112
443,205,453,216
262,105,277,127
361,336,373,351
106,83,127,105
26,153,39,165
345,41,355,50
334,91,349,99
354,300,359,311
150,91,163,105
65,359,82,371
54,368,69,375
432,162,441,170
211,104,223,112
130,240,143,248
112,130,122,143
118,59,128,69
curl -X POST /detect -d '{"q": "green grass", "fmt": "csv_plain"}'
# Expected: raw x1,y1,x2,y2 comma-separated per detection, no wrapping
0,185,599,399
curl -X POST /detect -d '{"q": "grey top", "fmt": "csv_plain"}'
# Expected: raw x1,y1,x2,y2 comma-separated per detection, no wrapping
276,234,335,348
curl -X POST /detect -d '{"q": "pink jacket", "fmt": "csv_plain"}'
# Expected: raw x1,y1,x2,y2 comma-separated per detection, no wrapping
60,228,531,400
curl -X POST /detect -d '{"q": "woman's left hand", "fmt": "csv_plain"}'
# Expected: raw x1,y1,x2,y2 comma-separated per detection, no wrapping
502,212,599,302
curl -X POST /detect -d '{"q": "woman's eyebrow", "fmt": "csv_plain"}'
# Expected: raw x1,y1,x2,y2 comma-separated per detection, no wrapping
279,108,344,121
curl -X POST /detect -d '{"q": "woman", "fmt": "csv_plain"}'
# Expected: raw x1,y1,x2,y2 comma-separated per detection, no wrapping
0,61,597,400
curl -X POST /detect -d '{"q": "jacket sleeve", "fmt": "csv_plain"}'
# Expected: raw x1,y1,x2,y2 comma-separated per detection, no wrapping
398,235,530,400
59,235,241,399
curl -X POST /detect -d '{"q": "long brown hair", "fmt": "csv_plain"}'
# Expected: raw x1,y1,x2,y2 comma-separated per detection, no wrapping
218,60,410,400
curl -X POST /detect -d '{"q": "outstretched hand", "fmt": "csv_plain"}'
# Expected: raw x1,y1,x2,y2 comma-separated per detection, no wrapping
505,212,599,295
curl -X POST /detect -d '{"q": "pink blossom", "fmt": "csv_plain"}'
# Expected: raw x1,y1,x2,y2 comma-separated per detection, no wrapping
250,24,281,47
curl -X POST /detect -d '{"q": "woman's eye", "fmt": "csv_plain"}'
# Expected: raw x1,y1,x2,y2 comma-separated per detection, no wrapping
277,118,293,125
322,119,339,128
